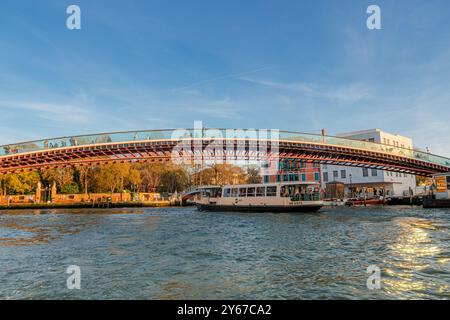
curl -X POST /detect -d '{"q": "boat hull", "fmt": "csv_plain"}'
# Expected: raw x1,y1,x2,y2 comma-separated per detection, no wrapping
197,203,323,213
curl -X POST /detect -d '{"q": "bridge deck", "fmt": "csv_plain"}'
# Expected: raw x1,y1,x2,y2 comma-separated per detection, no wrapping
0,129,449,176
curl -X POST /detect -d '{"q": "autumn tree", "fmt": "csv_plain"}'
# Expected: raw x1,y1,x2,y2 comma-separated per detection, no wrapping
0,172,40,195
40,167,76,193
125,166,142,192
245,166,262,184
74,166,92,195
194,164,247,185
160,166,190,193
139,162,166,192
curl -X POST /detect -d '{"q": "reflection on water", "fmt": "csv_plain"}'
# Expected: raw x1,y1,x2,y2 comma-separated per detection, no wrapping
383,217,449,299
0,206,449,299
0,209,145,246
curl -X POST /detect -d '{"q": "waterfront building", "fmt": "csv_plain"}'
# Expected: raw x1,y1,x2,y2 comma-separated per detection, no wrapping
320,129,417,198
263,159,321,184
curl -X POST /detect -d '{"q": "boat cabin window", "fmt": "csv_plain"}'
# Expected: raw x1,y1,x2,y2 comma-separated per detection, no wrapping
201,189,211,197
266,186,277,197
247,187,256,197
213,188,222,198
239,188,247,197
223,188,231,197
231,188,238,197
280,184,321,201
256,187,265,197
201,188,222,198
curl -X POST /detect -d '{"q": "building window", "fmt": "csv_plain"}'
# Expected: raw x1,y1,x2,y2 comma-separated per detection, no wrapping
362,168,369,177
333,171,339,179
264,176,269,183
277,175,281,182
341,170,346,179
371,169,377,176
323,172,329,182
314,172,320,181
368,138,375,142
301,173,307,182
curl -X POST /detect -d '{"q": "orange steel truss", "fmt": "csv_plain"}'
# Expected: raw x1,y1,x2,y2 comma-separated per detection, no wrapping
1,139,449,177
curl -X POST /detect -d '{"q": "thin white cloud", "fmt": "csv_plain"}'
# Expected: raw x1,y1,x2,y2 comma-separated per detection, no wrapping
239,77,372,102
0,100,90,123
171,67,272,92
185,98,242,119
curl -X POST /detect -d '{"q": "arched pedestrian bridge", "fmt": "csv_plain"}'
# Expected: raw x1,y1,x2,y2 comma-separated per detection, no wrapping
0,129,449,176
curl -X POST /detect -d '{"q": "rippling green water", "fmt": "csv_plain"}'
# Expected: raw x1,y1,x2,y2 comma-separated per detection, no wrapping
0,206,449,299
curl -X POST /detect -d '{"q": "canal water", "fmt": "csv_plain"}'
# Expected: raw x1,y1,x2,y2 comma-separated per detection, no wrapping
0,206,449,299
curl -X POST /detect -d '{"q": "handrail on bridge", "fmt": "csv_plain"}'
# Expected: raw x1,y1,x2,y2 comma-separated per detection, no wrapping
1,128,449,169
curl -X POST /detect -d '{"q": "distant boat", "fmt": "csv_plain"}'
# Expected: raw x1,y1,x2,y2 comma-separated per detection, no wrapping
196,182,323,213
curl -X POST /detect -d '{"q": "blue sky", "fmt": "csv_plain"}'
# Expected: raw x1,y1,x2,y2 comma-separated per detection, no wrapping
0,0,450,156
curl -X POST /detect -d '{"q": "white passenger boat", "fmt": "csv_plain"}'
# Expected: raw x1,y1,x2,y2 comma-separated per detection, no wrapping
196,182,323,213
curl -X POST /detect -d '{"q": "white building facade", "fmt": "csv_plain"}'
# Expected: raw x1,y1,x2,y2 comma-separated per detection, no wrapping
321,129,417,198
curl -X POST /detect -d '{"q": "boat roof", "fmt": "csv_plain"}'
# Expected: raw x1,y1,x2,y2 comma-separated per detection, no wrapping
198,182,320,189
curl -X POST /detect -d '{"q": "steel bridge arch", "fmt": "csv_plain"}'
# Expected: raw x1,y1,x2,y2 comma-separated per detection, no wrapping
0,129,449,176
